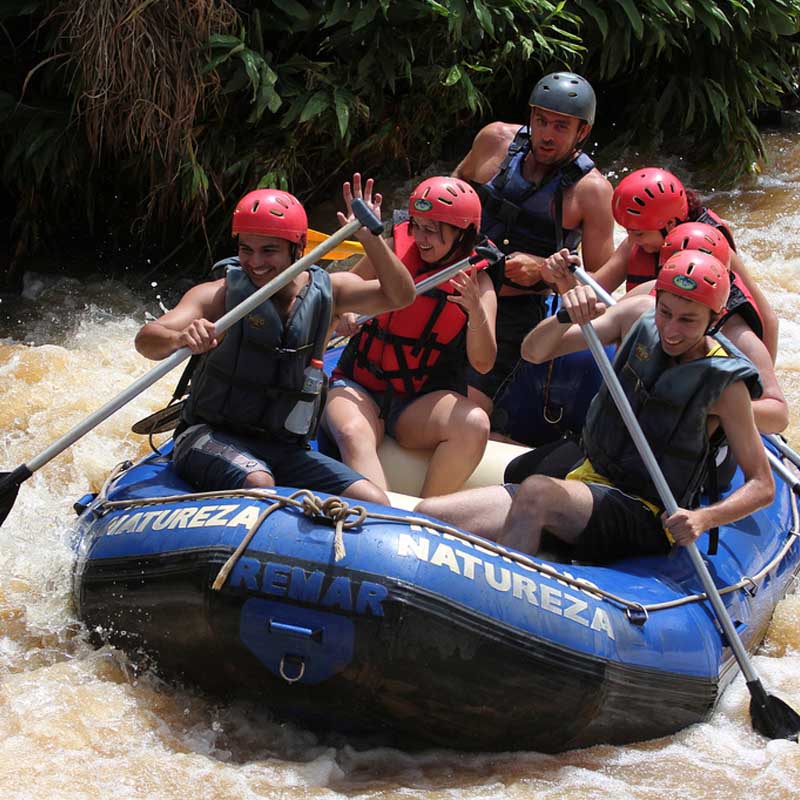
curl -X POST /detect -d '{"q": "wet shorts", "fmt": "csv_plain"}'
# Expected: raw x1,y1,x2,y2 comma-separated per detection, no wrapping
172,424,365,495
465,337,522,401
329,377,415,438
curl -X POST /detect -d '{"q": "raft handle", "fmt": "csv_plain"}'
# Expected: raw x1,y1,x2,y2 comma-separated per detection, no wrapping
625,605,649,626
279,654,306,683
268,619,323,643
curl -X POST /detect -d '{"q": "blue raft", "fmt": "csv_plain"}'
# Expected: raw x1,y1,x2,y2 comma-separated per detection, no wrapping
71,437,800,752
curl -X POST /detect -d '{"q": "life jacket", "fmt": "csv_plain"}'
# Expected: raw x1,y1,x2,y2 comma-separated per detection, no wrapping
581,310,762,508
472,126,595,294
334,221,485,397
181,262,333,444
712,273,765,340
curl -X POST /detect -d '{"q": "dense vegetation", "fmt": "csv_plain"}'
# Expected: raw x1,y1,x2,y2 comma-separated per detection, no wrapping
1,0,798,281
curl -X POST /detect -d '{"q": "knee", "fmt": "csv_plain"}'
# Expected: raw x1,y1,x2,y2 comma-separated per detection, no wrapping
329,414,377,452
343,479,389,506
454,406,491,450
415,495,450,520
242,470,275,489
512,475,552,514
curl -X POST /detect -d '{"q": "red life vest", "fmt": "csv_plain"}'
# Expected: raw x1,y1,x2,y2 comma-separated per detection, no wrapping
333,221,486,396
715,271,765,340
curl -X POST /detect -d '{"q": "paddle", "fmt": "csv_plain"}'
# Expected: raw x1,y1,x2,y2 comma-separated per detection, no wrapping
307,228,365,260
0,201,384,528
565,283,800,740
352,245,501,325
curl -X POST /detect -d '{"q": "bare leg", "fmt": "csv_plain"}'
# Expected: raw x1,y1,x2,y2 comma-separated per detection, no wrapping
342,478,389,506
468,384,493,414
320,385,388,489
394,391,490,497
415,486,513,540
500,475,595,555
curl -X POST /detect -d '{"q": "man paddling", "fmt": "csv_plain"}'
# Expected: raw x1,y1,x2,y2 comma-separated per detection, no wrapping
135,175,415,505
453,71,615,413
416,251,774,563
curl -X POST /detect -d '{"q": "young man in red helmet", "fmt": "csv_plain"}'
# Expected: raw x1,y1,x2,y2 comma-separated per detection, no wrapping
135,175,416,504
417,251,774,563
321,176,498,497
453,71,615,413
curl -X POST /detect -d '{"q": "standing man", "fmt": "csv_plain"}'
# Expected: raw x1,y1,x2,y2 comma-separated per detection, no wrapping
453,71,615,413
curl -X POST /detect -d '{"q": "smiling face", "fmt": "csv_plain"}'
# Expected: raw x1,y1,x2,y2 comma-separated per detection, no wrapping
654,291,715,360
627,227,668,254
528,106,589,165
409,217,461,264
237,233,294,287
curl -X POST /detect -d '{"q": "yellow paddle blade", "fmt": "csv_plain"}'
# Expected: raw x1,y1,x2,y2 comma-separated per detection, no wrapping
307,228,365,260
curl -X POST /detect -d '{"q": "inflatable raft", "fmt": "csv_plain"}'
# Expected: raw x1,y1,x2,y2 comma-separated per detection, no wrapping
71,432,800,753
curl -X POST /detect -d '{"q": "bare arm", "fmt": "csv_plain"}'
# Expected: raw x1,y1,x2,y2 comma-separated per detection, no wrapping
663,380,774,545
331,176,416,317
730,253,779,363
719,316,788,433
450,270,497,374
521,286,648,363
589,237,634,293
573,173,615,271
452,122,516,184
134,279,226,360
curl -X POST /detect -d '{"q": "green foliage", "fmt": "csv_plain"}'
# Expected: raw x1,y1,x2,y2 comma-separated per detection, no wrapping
573,0,800,180
0,0,798,271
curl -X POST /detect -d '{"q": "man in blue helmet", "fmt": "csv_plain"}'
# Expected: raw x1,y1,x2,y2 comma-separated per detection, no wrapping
454,72,615,415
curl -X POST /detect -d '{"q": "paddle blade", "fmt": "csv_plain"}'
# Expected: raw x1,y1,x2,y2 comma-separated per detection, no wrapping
748,679,800,741
0,465,33,528
306,229,365,260
131,401,185,435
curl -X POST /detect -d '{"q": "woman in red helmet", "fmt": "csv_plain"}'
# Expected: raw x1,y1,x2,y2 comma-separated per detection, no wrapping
134,174,416,505
545,167,779,362
322,176,498,497
418,250,774,564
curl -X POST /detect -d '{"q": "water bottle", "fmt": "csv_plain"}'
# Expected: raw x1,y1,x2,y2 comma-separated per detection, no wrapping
285,358,325,435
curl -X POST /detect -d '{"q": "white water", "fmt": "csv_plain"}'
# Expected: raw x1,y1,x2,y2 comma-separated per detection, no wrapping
2,128,800,798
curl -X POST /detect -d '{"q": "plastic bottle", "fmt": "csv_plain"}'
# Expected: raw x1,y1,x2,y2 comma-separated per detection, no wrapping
285,358,325,435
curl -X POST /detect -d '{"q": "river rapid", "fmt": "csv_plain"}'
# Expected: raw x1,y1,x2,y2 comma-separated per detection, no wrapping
2,125,800,798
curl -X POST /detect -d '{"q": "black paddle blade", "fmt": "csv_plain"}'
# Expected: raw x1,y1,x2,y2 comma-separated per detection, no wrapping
748,679,800,741
0,465,33,528
131,401,185,435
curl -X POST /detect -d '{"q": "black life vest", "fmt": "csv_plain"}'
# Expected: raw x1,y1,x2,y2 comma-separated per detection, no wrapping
333,221,486,396
181,263,333,444
473,126,595,293
581,310,762,508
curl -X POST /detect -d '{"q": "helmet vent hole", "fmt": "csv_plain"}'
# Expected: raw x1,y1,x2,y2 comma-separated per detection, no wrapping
438,196,454,206
445,186,458,197
656,182,665,194
644,189,655,199
634,195,647,207
567,91,578,98
269,209,285,218
251,201,260,212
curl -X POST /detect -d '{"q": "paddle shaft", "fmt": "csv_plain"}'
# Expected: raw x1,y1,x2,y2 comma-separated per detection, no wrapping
580,322,762,682
765,433,800,471
353,251,491,325
22,205,379,474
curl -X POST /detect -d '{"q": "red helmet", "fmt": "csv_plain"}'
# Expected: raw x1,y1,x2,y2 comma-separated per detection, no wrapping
231,189,308,244
612,168,688,231
659,222,731,270
656,250,729,314
408,177,481,230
